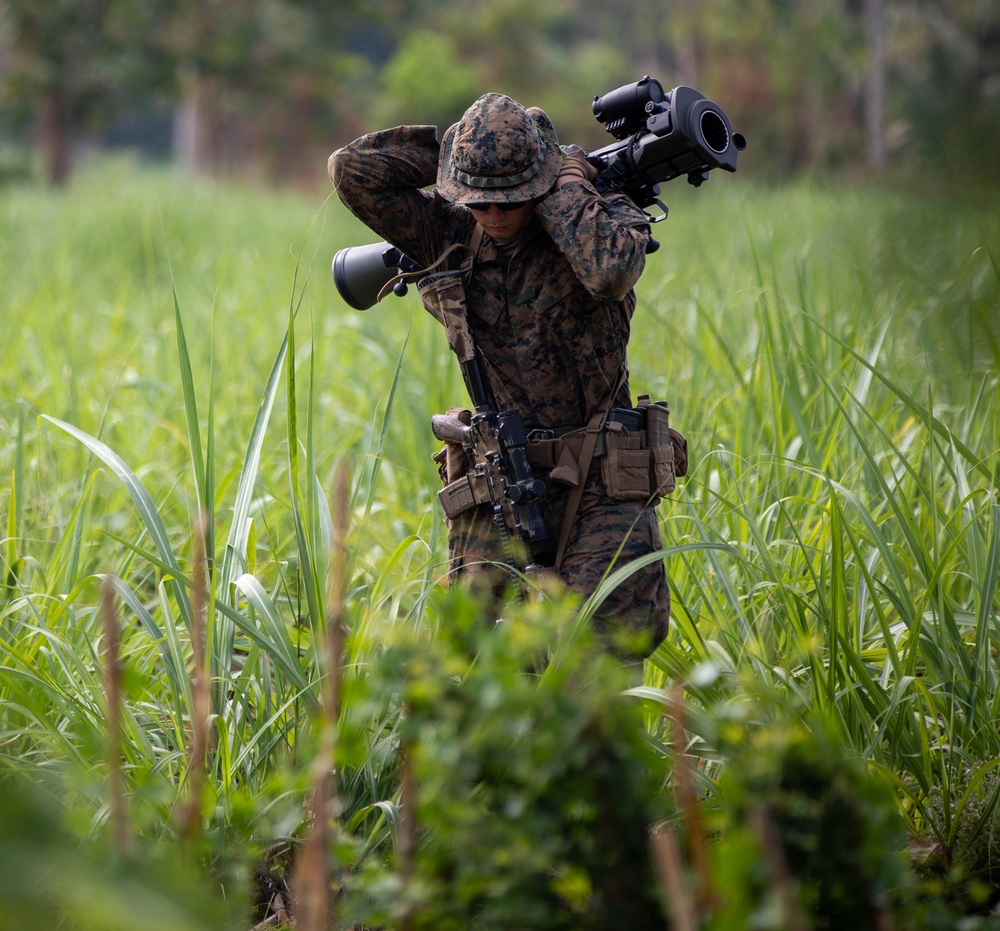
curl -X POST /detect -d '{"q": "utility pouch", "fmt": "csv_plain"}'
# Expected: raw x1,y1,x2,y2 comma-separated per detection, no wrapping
599,396,690,503
671,428,688,478
601,427,651,501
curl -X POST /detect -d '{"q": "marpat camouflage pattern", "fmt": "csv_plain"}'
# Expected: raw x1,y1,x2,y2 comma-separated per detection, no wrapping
330,109,670,659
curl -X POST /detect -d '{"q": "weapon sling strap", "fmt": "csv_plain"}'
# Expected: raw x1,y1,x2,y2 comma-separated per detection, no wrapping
375,227,484,305
553,363,627,574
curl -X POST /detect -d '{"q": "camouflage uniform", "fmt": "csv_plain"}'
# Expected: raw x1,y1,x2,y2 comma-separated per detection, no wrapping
330,95,669,658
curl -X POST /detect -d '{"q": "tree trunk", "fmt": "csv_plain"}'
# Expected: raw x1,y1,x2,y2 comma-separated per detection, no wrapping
39,87,71,186
174,71,224,176
865,0,886,172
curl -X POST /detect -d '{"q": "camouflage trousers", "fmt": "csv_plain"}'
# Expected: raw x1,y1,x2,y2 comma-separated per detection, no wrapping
444,470,670,660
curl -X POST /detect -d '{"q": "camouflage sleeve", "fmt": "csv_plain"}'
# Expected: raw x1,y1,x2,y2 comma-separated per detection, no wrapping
535,183,651,300
328,125,452,268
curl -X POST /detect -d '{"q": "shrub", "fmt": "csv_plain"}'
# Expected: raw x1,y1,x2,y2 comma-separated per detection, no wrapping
709,716,910,930
340,586,668,930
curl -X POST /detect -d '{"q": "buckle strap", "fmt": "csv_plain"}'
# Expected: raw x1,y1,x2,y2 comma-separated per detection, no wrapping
551,363,628,573
554,408,610,573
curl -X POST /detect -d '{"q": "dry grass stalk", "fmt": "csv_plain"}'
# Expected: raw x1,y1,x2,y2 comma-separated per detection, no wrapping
294,463,351,931
296,764,332,930
666,688,715,915
650,827,697,931
177,513,211,841
100,574,131,853
398,738,415,931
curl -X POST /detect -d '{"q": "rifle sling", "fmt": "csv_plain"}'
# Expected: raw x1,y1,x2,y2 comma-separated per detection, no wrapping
376,224,485,303
553,364,627,573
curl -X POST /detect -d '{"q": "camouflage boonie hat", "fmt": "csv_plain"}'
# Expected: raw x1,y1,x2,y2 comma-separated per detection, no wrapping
437,93,561,204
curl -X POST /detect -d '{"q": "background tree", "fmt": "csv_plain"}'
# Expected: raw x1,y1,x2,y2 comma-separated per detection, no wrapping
1,0,172,184
866,0,886,171
164,0,323,178
888,0,1000,179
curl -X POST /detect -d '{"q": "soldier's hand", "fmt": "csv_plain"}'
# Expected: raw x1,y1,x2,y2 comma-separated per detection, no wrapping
556,144,598,189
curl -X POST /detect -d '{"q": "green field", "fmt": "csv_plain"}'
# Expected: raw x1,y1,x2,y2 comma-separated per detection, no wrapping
2,157,999,928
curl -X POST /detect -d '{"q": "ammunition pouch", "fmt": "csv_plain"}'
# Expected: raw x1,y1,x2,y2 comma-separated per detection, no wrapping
600,398,687,502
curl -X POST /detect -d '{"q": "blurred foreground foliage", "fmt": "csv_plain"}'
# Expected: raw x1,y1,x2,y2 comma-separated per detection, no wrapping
0,774,235,931
2,586,999,928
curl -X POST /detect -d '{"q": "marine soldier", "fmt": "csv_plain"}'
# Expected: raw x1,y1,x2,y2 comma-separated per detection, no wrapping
330,92,678,659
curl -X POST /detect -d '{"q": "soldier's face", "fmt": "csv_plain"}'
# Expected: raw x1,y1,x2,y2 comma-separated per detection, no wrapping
467,200,538,239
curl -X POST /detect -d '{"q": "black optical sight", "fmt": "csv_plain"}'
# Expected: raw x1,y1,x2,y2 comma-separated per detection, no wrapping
331,241,415,310
592,75,666,139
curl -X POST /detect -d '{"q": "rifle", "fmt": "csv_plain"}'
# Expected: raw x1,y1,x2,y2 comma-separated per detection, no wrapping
426,273,548,569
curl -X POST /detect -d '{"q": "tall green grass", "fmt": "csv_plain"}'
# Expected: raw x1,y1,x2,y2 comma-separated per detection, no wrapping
1,156,998,918
633,181,1000,862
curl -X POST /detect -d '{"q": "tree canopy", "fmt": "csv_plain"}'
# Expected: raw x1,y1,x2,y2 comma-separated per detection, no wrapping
1,0,997,186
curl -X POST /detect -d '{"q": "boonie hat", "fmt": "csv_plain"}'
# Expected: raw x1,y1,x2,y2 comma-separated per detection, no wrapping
436,93,561,204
